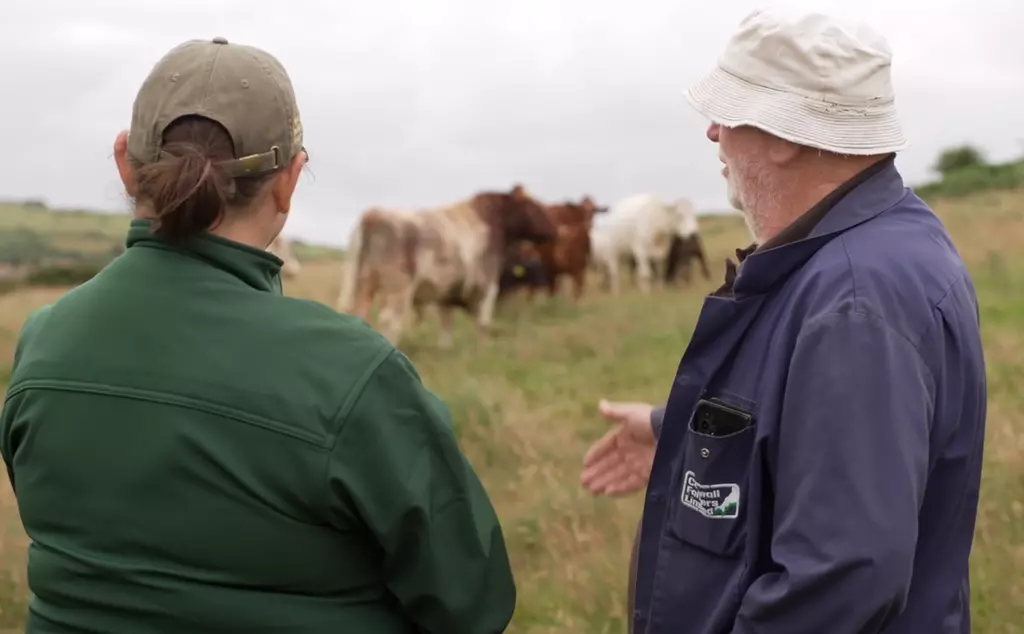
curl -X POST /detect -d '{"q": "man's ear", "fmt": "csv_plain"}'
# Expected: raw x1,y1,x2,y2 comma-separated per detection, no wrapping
767,136,802,167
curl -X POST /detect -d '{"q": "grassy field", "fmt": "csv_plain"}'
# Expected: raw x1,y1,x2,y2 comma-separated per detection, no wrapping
0,190,1023,632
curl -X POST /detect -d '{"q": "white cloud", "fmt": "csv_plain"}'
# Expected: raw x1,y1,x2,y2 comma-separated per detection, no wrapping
2,0,1022,245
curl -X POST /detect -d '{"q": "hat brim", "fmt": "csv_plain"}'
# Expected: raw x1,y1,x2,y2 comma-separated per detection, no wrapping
685,66,910,156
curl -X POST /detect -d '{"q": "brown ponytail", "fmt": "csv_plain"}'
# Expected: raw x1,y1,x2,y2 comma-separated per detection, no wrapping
132,115,272,243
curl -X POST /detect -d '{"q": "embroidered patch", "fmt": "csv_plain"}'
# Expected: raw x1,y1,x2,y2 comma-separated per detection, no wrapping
680,470,740,519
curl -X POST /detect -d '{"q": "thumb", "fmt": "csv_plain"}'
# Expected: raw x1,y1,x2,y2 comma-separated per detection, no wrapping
598,399,628,422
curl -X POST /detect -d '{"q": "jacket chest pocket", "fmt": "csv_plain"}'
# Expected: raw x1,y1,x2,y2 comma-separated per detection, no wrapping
668,400,756,557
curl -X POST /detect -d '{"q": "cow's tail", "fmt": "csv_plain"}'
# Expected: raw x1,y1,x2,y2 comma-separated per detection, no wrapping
336,215,367,313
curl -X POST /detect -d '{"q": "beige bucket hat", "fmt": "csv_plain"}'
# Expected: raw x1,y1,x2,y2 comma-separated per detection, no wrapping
685,8,909,155
128,37,304,178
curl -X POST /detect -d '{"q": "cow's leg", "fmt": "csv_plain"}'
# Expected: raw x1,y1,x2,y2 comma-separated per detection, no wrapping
681,259,693,285
475,280,501,342
378,276,415,347
547,273,560,298
412,301,426,326
649,258,662,290
437,305,455,349
596,259,611,292
377,296,403,346
632,243,653,293
608,256,621,296
351,270,377,321
570,268,585,301
653,257,669,290
697,246,711,280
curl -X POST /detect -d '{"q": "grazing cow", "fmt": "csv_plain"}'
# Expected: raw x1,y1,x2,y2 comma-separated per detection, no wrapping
411,242,547,327
663,233,711,284
335,184,556,348
268,235,301,279
625,232,711,286
525,196,606,301
589,194,698,294
498,242,549,298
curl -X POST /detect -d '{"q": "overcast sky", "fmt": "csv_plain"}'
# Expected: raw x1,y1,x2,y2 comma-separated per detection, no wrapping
3,0,1022,246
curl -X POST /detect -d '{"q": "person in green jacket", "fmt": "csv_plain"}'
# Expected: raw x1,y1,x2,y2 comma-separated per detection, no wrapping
0,37,516,634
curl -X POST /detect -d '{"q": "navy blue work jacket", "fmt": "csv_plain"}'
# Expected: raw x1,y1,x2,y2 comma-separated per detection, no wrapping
634,163,987,634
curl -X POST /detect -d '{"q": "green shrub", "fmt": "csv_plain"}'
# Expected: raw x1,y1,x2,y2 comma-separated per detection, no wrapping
0,230,54,265
915,160,1024,201
933,145,986,176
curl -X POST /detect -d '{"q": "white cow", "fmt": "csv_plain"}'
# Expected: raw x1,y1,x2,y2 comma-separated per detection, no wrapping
268,235,302,279
590,194,698,295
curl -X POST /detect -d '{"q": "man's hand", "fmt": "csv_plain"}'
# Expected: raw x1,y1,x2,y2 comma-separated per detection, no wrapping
580,400,657,497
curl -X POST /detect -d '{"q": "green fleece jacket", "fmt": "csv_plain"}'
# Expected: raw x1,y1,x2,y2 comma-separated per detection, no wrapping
0,220,516,634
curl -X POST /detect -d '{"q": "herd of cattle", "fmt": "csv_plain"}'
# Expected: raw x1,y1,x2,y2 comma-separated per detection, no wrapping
269,184,712,349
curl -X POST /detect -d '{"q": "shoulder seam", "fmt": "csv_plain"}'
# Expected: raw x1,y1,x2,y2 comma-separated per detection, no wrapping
836,228,965,351
806,309,938,394
3,379,332,448
837,233,859,307
319,341,394,523
327,341,395,448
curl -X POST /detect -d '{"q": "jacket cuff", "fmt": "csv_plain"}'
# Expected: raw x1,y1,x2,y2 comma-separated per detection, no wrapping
650,405,667,440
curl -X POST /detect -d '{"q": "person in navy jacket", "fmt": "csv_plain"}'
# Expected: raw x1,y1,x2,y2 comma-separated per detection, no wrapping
581,8,986,634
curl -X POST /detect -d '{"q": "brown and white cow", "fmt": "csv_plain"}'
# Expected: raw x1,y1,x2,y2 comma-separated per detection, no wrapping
336,184,556,348
267,235,301,279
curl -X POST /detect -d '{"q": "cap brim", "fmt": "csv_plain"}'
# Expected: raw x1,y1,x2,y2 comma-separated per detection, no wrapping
684,66,910,156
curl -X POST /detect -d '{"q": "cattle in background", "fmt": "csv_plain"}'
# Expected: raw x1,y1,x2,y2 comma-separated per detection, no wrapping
625,233,711,286
663,233,711,284
411,242,547,327
524,196,607,301
499,242,549,298
589,194,699,294
335,184,556,349
268,235,301,279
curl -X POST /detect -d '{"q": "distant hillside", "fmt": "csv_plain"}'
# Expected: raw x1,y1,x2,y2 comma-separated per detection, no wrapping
0,202,345,269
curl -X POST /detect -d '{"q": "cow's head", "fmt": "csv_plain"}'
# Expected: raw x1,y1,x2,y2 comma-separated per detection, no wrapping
672,198,700,238
580,195,608,216
488,183,557,244
546,196,604,232
576,196,608,230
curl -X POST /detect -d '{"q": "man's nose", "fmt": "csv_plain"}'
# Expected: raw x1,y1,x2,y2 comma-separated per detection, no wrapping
707,123,721,143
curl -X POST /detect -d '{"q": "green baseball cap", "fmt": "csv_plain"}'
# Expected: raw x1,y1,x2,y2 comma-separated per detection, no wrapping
128,36,304,178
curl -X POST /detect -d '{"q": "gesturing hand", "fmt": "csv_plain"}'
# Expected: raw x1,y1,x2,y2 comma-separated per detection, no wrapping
580,399,657,497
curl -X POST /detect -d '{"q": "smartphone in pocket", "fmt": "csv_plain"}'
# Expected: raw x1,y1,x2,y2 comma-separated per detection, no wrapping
690,398,754,437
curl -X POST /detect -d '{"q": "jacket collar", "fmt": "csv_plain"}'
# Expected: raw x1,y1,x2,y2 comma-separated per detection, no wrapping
730,159,907,297
125,219,285,294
